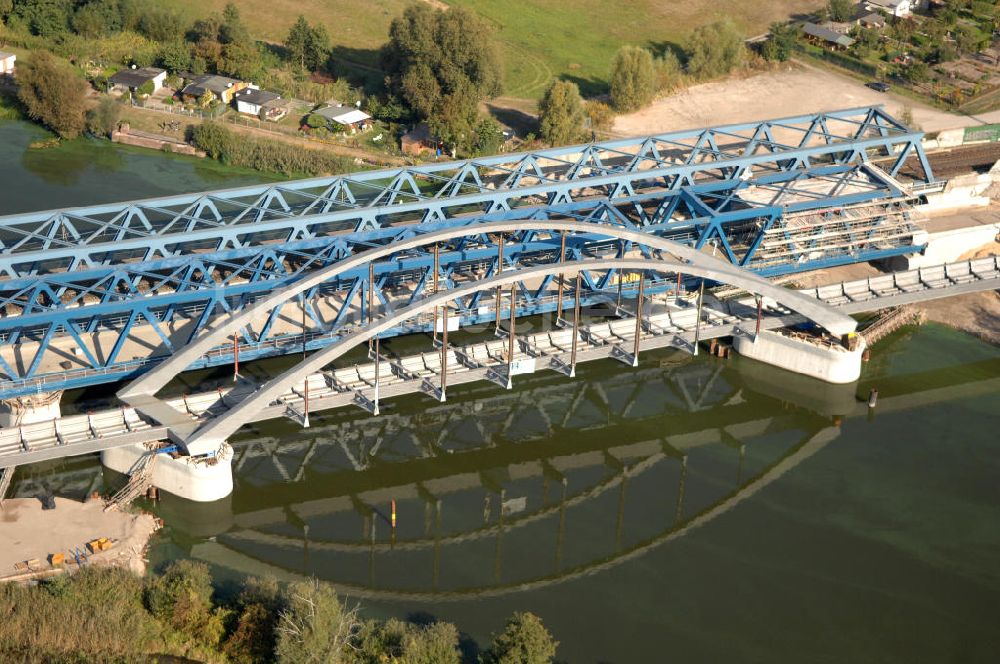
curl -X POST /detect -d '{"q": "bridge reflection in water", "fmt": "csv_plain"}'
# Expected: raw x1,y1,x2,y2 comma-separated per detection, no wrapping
14,341,997,605
185,350,852,600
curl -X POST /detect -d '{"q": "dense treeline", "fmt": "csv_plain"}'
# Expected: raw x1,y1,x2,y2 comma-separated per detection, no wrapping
192,122,354,176
0,561,559,663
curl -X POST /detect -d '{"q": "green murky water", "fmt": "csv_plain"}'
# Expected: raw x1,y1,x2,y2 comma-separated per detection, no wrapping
4,119,1000,663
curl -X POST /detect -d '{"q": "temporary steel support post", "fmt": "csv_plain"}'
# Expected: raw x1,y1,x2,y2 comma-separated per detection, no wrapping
693,279,705,356
506,284,516,389
755,295,763,342
570,274,581,378
631,272,645,367
556,231,566,325
432,244,440,346
440,305,448,402
495,235,505,335
373,336,381,416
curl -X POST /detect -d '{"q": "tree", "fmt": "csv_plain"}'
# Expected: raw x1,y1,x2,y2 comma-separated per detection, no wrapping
274,579,360,664
828,0,854,22
473,116,504,155
16,50,87,138
158,40,192,73
144,560,226,648
137,79,154,96
653,49,683,92
86,96,120,137
538,79,584,146
285,15,313,70
685,18,745,80
904,61,930,83
220,2,250,44
13,0,73,37
381,4,502,152
306,23,330,71
139,8,185,42
224,576,283,664
761,22,798,62
481,612,558,664
609,45,655,112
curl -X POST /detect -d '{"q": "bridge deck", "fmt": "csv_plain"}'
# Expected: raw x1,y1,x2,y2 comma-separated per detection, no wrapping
1,257,997,469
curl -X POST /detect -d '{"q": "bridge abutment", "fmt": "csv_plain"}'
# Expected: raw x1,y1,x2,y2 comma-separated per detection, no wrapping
0,390,63,427
733,331,865,385
101,442,234,503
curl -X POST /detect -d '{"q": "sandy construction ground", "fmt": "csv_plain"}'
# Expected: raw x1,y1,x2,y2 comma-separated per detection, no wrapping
613,61,1000,137
0,497,158,579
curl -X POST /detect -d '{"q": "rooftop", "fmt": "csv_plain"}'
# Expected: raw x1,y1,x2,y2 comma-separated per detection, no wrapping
315,104,371,125
234,88,281,106
182,74,243,96
109,67,165,89
802,22,855,48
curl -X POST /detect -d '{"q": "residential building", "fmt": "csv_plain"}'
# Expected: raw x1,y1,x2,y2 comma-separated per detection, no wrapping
0,52,16,76
802,22,856,49
233,88,285,120
313,102,373,133
109,66,167,94
858,12,887,29
865,0,927,18
180,74,248,104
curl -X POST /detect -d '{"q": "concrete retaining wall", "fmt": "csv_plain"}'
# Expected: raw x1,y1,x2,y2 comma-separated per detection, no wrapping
733,330,864,384
111,130,205,157
102,443,234,502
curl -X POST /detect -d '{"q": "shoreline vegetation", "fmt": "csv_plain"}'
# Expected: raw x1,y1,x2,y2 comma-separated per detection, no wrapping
1,560,560,664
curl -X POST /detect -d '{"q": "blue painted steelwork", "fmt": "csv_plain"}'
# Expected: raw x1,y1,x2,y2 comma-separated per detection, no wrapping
0,107,934,398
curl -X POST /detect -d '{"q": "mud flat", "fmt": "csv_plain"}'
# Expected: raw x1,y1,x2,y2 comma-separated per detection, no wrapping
0,496,159,581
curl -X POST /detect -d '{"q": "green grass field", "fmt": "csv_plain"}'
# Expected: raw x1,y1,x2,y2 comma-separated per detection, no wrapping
172,0,825,98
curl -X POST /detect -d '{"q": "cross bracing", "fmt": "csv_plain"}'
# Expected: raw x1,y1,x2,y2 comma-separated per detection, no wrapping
0,106,929,279
0,107,934,398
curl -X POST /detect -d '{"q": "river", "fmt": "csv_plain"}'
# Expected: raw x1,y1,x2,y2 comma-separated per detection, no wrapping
3,120,1000,662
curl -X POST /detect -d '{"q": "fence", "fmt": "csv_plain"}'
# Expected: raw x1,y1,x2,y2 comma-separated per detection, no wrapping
131,98,228,119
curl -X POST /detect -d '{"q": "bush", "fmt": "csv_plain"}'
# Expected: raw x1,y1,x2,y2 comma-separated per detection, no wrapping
539,79,584,146
137,80,155,97
609,45,656,112
86,96,121,137
16,50,88,138
192,121,353,176
584,101,614,133
686,18,745,80
481,611,558,664
275,580,360,664
145,560,227,648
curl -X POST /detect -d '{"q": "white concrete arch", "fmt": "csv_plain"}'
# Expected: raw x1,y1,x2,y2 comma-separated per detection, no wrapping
182,257,853,453
120,220,856,401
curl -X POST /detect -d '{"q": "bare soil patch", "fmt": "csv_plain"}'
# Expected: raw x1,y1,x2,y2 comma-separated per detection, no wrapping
613,62,968,136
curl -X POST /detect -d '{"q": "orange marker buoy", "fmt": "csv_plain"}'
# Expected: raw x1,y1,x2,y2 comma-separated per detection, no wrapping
391,500,397,529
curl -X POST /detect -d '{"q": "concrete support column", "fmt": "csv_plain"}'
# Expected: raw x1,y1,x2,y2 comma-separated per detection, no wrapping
0,390,63,428
101,442,234,502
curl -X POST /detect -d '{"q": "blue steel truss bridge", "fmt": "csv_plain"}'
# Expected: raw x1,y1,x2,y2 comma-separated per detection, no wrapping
0,106,937,401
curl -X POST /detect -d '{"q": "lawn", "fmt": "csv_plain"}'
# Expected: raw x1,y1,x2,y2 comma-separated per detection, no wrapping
169,0,826,98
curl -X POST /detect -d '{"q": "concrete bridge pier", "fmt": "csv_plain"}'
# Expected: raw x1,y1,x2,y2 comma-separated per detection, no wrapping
733,330,866,385
101,442,234,503
0,390,63,427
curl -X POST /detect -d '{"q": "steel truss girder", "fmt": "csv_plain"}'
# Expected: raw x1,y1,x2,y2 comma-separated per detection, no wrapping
0,107,931,279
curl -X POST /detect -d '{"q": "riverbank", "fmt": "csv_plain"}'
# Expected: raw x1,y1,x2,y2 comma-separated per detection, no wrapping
0,496,159,582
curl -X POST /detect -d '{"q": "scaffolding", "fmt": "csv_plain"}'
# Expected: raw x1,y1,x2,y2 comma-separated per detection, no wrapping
740,198,924,271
